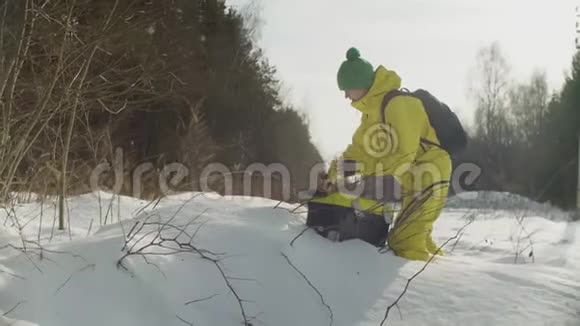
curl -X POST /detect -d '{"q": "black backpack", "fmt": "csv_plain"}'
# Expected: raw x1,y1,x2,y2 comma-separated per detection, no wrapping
380,88,467,154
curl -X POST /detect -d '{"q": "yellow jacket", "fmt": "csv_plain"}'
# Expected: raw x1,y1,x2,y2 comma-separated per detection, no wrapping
329,65,445,184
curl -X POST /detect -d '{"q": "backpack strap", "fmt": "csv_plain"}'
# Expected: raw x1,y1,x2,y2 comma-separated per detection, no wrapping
380,89,405,124
419,137,442,149
380,89,445,152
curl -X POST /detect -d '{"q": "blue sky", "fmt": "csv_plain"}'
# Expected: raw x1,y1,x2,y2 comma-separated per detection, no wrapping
226,0,578,161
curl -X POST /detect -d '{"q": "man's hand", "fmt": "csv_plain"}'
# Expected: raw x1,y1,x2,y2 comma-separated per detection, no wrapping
317,171,337,194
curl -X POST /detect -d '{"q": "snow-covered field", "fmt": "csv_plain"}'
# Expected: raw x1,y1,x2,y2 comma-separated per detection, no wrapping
0,191,578,326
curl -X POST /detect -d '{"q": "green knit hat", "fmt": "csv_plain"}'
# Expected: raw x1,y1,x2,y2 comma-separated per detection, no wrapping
337,47,375,91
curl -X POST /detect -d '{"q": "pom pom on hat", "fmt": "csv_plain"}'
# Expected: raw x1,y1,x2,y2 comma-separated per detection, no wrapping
346,47,361,61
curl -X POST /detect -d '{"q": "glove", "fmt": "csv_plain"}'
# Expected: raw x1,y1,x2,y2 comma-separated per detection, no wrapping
317,171,337,194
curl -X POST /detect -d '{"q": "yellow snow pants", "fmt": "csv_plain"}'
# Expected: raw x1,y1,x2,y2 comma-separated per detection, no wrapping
387,148,452,261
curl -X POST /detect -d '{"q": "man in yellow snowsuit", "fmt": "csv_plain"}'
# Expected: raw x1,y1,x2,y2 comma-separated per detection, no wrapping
325,47,452,261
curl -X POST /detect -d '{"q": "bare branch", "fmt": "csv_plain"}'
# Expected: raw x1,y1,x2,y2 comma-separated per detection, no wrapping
513,211,535,264
291,203,305,213
0,243,42,274
23,239,88,263
201,252,249,325
281,251,333,326
54,263,95,295
185,294,220,306
116,209,251,325
380,219,473,326
0,267,26,280
176,315,194,326
2,301,25,317
290,226,310,247
142,255,166,279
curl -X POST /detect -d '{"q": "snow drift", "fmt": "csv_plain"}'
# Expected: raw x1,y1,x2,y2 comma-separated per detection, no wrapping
0,191,578,326
446,191,573,221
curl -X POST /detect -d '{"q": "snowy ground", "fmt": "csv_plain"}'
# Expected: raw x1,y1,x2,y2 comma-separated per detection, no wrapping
0,191,578,326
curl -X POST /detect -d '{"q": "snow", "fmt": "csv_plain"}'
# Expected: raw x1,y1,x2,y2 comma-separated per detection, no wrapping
0,191,579,326
446,191,573,221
